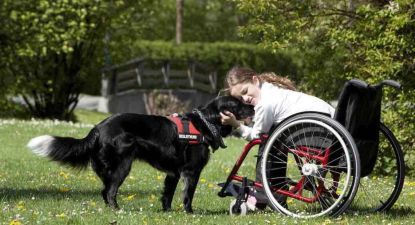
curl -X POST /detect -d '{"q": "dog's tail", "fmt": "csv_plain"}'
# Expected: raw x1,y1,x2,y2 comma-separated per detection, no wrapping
27,128,100,168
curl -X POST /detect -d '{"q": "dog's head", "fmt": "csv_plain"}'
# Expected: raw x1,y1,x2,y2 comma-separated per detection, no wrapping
192,96,254,150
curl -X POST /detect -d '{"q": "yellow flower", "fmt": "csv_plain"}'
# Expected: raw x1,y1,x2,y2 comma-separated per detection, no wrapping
59,171,69,179
200,178,206,183
149,194,156,202
157,175,163,180
124,194,136,201
208,183,214,188
59,187,70,193
16,201,25,211
322,219,332,225
404,181,415,187
9,219,22,225
56,213,66,218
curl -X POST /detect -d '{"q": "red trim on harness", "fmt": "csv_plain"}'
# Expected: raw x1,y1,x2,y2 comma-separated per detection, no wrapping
168,114,203,144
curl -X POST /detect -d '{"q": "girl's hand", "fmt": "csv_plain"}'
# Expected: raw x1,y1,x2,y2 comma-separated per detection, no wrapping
220,111,240,128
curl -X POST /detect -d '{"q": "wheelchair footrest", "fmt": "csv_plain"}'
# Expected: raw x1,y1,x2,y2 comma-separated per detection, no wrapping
218,182,242,198
217,180,269,203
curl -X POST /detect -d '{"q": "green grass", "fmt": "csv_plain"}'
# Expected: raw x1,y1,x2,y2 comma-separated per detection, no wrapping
73,109,111,125
0,112,414,224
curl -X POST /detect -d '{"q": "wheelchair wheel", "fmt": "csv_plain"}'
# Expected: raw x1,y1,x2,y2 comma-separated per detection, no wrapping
352,123,405,212
260,113,360,218
229,199,248,216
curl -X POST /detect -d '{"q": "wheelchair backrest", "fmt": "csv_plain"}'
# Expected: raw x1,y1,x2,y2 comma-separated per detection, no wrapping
334,79,400,177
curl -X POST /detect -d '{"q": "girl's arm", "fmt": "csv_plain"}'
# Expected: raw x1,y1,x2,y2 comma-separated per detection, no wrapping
221,103,275,141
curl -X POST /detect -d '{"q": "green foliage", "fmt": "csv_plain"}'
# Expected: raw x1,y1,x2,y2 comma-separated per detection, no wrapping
109,0,243,45
382,90,415,176
0,99,30,119
327,1,415,175
0,0,124,120
328,1,415,87
233,0,354,100
111,40,299,88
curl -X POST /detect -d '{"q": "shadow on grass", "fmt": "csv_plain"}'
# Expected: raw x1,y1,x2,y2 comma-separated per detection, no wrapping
192,208,229,216
345,205,415,218
0,187,157,201
386,207,415,218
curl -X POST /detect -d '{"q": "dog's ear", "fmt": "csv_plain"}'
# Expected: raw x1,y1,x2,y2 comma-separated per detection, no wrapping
199,122,226,151
203,131,224,151
192,110,226,151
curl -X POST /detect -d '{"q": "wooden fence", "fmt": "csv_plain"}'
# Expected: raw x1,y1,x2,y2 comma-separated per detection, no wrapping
101,58,218,96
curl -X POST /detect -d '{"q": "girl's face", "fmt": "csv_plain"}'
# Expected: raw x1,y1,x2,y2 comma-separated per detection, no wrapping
229,76,261,106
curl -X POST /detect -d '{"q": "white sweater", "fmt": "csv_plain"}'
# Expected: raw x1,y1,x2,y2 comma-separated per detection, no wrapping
235,82,335,141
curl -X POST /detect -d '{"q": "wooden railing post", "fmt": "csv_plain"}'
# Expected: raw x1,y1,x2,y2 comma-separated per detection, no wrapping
209,71,217,92
111,69,117,94
187,61,195,88
135,61,143,87
161,60,170,86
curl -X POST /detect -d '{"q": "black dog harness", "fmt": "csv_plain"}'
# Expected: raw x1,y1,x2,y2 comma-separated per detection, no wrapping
168,114,205,145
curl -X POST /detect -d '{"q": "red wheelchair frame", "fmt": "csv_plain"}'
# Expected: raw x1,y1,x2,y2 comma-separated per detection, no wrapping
218,135,340,205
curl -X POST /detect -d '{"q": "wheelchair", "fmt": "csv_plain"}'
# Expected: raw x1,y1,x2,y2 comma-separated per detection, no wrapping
218,79,405,218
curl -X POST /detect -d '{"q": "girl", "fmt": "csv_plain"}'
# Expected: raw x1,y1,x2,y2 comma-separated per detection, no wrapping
220,66,335,209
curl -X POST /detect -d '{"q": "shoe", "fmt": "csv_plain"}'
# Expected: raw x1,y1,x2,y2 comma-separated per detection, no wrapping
249,189,269,210
246,195,257,211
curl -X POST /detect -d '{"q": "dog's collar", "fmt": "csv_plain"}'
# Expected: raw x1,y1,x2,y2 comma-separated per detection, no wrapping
192,108,226,151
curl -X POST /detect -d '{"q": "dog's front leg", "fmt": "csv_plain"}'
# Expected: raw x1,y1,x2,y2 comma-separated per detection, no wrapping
182,170,201,213
161,173,180,211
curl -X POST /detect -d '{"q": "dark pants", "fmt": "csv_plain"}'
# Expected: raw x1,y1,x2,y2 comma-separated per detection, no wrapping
255,123,288,191
253,131,288,206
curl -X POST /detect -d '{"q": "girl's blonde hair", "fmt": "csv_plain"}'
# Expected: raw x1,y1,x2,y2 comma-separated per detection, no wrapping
257,72,296,91
223,66,296,93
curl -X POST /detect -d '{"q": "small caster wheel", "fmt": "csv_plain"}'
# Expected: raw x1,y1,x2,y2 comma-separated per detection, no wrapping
229,199,248,216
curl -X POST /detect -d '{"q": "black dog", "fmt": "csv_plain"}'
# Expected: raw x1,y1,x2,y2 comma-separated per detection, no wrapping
27,96,254,213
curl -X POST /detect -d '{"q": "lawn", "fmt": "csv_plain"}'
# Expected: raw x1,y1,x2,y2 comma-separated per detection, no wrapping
0,112,414,225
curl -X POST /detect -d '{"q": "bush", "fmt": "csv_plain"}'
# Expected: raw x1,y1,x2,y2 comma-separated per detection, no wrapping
144,90,190,116
382,89,415,176
110,40,299,88
0,98,30,119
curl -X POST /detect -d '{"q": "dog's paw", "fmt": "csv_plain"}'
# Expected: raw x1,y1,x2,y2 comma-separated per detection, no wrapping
184,207,193,214
162,207,172,212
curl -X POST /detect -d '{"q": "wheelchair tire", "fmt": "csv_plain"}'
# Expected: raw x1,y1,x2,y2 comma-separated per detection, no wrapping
352,123,405,212
260,113,361,218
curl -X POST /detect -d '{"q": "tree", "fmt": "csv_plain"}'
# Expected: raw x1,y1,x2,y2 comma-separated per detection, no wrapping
235,0,414,96
0,0,133,120
109,0,244,61
176,0,184,44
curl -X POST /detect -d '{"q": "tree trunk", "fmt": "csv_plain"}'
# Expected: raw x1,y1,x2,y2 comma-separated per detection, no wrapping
176,0,184,44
